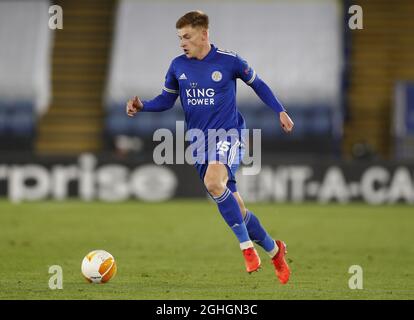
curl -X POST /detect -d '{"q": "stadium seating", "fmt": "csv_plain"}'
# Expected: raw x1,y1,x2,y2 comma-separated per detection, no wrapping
104,100,340,157
0,100,35,136
0,0,52,150
344,0,414,158
394,82,414,160
0,100,36,150
104,0,344,156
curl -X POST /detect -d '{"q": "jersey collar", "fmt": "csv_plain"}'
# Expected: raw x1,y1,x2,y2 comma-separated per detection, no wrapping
193,44,217,62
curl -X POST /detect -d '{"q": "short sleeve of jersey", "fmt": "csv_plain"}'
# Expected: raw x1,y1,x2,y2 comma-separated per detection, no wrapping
234,55,257,86
163,61,179,95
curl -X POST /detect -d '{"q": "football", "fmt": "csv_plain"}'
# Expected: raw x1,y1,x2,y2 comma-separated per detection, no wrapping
81,250,117,284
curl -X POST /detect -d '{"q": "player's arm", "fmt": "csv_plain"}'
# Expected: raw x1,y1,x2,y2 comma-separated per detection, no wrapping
250,78,294,133
235,55,294,133
126,62,179,117
126,90,178,117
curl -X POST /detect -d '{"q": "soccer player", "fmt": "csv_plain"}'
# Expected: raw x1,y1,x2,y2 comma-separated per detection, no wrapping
126,11,293,284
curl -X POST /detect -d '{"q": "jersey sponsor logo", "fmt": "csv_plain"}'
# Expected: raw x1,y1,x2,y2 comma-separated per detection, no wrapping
179,73,187,80
185,87,215,106
211,71,222,82
186,88,215,98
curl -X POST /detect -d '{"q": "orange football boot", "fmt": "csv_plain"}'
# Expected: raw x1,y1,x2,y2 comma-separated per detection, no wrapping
242,247,261,273
271,240,290,284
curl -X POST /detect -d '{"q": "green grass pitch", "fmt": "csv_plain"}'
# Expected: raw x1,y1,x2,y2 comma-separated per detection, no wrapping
0,200,413,300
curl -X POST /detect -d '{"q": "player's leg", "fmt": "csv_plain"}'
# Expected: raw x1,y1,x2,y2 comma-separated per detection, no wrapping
231,189,247,218
232,192,277,254
204,162,261,273
232,191,291,284
204,162,252,248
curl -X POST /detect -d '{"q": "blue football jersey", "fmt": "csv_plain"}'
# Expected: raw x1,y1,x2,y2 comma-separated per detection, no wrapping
163,44,257,134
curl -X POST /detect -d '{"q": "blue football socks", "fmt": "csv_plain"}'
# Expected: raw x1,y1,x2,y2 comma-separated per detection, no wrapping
244,210,277,256
213,188,253,250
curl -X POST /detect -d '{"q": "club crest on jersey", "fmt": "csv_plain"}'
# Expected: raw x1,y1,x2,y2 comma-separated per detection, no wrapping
211,71,222,82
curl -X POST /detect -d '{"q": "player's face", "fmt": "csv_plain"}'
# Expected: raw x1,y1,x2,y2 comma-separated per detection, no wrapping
177,26,206,59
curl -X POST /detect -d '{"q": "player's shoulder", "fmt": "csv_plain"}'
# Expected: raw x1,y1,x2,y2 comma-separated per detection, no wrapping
215,47,238,58
215,47,243,66
171,54,187,66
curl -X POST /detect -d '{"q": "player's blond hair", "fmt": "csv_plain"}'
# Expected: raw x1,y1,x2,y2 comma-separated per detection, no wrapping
176,11,209,30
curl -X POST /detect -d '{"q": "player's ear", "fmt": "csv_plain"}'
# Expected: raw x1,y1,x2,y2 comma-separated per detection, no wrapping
201,28,208,40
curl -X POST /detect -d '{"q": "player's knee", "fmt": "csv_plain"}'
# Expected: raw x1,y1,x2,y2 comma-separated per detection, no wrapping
204,178,226,197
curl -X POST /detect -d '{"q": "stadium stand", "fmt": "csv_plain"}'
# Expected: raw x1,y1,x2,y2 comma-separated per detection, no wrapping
105,0,344,157
36,0,116,155
0,0,52,151
1,0,413,161
344,0,414,158
394,81,414,160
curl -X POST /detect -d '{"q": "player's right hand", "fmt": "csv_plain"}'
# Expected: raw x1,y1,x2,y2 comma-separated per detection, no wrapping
126,96,143,117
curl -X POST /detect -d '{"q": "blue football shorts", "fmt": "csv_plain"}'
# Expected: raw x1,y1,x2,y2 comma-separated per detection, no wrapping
193,133,246,193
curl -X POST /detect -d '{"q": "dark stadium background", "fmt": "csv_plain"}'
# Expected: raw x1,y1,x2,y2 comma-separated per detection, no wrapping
0,0,413,301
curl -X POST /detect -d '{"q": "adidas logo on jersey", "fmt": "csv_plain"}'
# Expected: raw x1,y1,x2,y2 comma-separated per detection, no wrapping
179,73,187,80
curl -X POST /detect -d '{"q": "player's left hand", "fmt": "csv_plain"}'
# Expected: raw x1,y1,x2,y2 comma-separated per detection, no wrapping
279,111,294,133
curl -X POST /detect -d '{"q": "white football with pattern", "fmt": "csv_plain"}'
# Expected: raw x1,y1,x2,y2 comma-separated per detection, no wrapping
81,250,117,284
